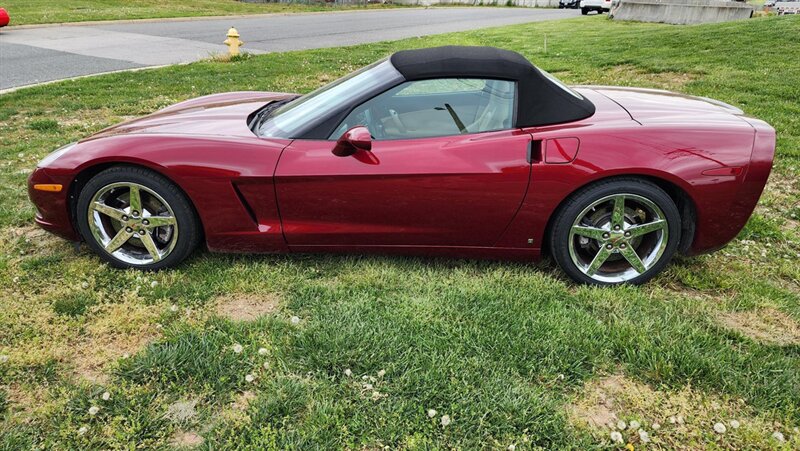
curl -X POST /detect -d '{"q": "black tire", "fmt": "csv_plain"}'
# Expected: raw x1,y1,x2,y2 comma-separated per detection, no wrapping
76,166,201,270
549,178,681,286
581,7,589,14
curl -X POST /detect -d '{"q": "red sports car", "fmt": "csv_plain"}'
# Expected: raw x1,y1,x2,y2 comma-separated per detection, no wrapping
0,8,10,28
28,46,775,285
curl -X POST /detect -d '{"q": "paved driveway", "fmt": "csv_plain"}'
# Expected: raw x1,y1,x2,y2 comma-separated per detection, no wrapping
0,7,579,90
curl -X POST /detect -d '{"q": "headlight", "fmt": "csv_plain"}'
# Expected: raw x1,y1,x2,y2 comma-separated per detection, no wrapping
37,142,76,168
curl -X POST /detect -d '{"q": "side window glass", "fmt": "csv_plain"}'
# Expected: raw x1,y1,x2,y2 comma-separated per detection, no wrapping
330,78,515,140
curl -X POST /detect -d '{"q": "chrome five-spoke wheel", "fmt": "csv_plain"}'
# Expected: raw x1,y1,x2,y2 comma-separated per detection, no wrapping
550,178,681,285
88,182,178,265
77,166,200,270
568,194,668,283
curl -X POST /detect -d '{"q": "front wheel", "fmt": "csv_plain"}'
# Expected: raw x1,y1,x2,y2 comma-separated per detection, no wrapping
549,178,681,285
76,166,201,270
581,7,589,14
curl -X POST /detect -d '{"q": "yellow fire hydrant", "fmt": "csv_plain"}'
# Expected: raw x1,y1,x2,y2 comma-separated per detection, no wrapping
224,27,243,56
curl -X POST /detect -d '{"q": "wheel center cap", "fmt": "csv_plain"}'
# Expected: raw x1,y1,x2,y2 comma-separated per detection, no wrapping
608,231,626,244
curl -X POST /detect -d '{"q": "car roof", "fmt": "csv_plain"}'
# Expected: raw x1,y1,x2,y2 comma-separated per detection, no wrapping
389,46,596,127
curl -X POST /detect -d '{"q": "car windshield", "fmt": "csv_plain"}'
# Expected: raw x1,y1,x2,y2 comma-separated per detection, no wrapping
258,59,402,139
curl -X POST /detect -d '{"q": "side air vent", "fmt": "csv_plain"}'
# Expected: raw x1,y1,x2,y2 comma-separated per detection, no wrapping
232,183,258,226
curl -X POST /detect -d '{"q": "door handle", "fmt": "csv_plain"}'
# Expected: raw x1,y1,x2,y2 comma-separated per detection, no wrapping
527,140,543,164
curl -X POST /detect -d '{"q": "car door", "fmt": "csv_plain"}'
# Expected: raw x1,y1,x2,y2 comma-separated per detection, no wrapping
274,78,533,248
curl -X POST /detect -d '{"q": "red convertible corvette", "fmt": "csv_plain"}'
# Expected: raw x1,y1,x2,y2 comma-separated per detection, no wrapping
28,46,775,285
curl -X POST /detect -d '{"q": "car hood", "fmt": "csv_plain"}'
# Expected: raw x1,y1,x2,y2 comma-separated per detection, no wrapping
583,86,746,124
87,91,298,140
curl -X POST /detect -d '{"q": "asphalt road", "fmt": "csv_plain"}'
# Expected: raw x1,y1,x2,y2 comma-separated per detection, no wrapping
0,7,579,90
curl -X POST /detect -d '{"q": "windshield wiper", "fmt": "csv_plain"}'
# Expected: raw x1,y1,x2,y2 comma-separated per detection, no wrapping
249,98,294,131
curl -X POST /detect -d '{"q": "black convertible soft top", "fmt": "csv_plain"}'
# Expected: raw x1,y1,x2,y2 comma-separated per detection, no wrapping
390,46,595,127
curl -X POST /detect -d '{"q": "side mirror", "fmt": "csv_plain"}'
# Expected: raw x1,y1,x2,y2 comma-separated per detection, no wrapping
332,126,372,157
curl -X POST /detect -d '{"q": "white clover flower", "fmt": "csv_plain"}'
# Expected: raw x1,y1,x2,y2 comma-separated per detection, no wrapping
427,409,437,418
232,343,243,354
258,347,268,356
0,355,8,364
150,281,158,288
714,422,726,434
101,392,111,401
78,426,88,436
639,430,650,443
290,316,300,324
12,277,19,284
507,445,516,451
557,373,565,380
263,361,270,369
364,383,373,390
676,415,685,425
88,406,100,416
610,431,623,443
617,420,627,430
440,415,451,427
122,353,130,359
629,420,640,431
652,423,661,431
771,431,785,442
730,419,740,429
377,369,386,378
170,304,178,312
81,282,89,289
245,374,255,383
669,416,677,424
344,368,353,377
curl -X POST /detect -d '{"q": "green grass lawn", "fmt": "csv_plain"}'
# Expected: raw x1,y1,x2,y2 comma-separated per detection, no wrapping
3,0,399,26
1,15,799,449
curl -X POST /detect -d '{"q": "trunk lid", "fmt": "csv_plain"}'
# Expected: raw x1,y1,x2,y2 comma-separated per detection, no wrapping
584,86,746,124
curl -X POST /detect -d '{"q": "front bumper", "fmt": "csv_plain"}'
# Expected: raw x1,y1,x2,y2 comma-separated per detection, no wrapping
28,167,80,241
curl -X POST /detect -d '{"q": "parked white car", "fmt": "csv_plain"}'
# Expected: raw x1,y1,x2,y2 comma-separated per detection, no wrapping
580,0,613,14
775,0,799,14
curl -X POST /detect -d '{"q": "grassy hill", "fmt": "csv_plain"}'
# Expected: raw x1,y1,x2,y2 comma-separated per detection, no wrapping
2,0,397,26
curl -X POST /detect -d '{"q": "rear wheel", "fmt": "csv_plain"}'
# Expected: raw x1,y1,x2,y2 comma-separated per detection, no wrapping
76,166,200,270
549,178,681,285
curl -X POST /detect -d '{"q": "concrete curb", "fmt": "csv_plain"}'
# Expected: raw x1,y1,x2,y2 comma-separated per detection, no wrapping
612,0,754,24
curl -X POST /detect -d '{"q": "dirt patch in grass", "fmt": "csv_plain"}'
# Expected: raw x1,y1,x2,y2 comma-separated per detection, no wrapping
2,225,65,256
3,383,56,418
213,293,280,322
70,302,162,383
230,390,256,412
166,398,199,424
717,308,800,346
170,430,204,448
569,374,625,429
568,373,796,448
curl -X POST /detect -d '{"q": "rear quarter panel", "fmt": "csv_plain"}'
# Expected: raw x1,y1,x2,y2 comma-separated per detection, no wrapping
504,103,764,255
